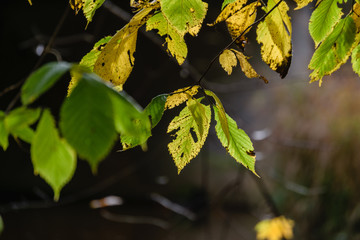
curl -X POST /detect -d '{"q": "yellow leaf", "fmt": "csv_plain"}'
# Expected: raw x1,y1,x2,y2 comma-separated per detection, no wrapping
226,2,260,46
165,85,199,110
292,0,314,10
232,49,269,83
352,3,360,30
93,7,156,89
255,216,295,240
208,0,248,26
256,0,292,78
219,49,237,75
28,0,32,5
167,99,211,173
69,0,83,14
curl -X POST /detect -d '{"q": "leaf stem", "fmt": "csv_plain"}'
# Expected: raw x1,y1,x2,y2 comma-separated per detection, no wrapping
197,0,285,85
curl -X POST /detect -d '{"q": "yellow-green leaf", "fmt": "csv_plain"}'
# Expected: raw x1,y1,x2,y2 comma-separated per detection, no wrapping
232,49,268,83
205,90,230,146
309,16,357,84
226,2,260,46
214,106,257,175
167,99,211,173
219,49,237,75
293,0,314,9
256,0,292,78
209,0,248,26
93,7,156,90
31,110,77,201
28,0,32,5
83,0,105,26
146,12,188,65
165,85,199,110
69,0,83,14
160,0,208,36
0,111,8,151
255,216,295,240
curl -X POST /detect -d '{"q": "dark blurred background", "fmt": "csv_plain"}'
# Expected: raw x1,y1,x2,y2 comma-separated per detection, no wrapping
1,0,360,239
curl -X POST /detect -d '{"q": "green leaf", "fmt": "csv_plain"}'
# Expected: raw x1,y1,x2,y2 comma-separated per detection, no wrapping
11,127,35,144
4,107,41,133
0,215,3,235
146,12,188,65
144,94,168,128
167,99,211,173
0,111,9,151
309,0,343,47
31,109,76,201
160,0,208,36
213,106,257,175
82,0,105,26
221,0,237,10
205,90,230,146
21,62,72,105
352,40,360,76
309,16,357,84
120,116,151,151
68,36,112,94
60,74,117,171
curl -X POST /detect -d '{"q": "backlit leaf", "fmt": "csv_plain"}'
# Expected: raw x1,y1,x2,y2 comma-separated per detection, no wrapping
60,74,117,171
69,0,83,14
11,127,35,144
309,16,357,84
0,215,3,235
145,94,168,128
232,49,268,83
120,116,151,151
167,99,211,173
255,216,295,240
4,107,41,133
146,12,188,65
160,0,208,36
256,0,292,78
351,3,360,76
68,36,112,94
293,0,314,9
82,0,105,26
219,49,237,75
31,109,76,201
226,2,260,46
165,85,199,110
221,0,238,10
204,90,230,145
21,62,72,105
352,42,360,76
214,106,257,175
309,0,342,47
94,7,156,90
0,111,8,151
209,0,247,26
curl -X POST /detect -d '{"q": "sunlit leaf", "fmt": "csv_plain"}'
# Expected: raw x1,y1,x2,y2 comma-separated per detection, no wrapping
93,7,156,90
145,94,168,128
232,49,268,83
351,3,360,77
219,49,237,75
352,42,360,76
21,62,72,105
255,216,295,240
226,2,260,47
309,16,357,84
4,107,41,133
146,12,188,65
69,0,83,14
167,99,211,173
204,90,230,145
309,0,342,47
31,109,76,201
221,0,237,10
209,0,247,26
165,85,199,110
68,36,112,94
28,0,32,5
11,126,35,144
0,215,3,235
160,0,208,36
256,0,292,78
82,0,105,26
60,74,117,172
187,98,207,137
214,106,257,175
293,0,314,9
120,116,151,151
0,111,8,151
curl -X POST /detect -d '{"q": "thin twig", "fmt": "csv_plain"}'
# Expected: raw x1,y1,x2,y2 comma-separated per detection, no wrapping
4,5,70,114
197,0,285,85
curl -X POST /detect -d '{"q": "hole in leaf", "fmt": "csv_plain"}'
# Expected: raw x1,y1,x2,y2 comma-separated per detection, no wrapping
190,127,198,143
